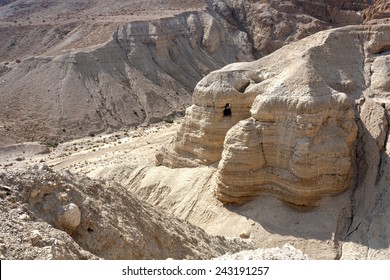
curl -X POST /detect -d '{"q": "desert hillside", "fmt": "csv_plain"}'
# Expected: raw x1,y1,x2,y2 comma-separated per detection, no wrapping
1,0,390,260
0,0,378,146
0,164,255,259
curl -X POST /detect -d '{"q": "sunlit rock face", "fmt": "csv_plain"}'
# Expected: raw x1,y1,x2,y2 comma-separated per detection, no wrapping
157,67,260,167
216,89,357,206
160,24,390,206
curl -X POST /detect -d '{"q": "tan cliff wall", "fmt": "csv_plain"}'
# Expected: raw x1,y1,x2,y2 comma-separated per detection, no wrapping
160,24,390,207
2,0,372,146
157,67,261,167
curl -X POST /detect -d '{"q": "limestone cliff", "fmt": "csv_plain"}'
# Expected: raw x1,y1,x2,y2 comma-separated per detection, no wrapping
160,24,390,207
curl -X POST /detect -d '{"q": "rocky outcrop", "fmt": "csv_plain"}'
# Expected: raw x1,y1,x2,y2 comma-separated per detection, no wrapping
0,165,253,259
209,0,331,58
290,0,369,24
363,0,390,22
157,67,260,167
161,24,390,207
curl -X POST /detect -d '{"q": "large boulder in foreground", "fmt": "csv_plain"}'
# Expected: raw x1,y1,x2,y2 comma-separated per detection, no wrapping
159,24,390,206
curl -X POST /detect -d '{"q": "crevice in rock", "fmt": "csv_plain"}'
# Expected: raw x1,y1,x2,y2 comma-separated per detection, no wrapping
345,110,367,238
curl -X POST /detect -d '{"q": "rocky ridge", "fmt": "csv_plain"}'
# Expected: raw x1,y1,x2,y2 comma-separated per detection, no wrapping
0,164,253,259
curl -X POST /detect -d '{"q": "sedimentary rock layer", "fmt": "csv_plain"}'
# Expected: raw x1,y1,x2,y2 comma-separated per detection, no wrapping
161,24,390,206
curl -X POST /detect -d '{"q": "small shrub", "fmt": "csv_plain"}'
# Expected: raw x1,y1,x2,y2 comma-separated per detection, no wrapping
46,142,58,148
15,59,21,63
164,116,174,124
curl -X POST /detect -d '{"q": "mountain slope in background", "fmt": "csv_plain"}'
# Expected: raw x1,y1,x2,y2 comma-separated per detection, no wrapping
1,0,380,146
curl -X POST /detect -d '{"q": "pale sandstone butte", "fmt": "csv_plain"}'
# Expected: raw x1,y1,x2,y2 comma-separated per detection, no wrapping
160,25,390,206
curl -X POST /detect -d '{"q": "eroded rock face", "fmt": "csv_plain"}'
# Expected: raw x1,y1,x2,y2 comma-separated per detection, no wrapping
0,8,254,147
2,0,367,147
363,0,390,22
0,164,253,259
161,24,390,206
217,95,357,206
157,67,260,167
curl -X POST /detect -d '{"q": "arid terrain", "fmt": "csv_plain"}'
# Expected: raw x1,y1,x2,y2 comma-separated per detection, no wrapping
1,0,390,260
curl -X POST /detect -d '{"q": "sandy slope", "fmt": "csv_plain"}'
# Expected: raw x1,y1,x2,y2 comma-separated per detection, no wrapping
0,120,357,259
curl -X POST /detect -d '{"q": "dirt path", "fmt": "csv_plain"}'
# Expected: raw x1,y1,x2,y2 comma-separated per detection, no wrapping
0,120,179,173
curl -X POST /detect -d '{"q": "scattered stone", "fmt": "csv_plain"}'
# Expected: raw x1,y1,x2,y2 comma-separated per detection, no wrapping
30,189,39,198
57,203,81,234
19,213,30,221
239,231,251,239
30,230,42,246
214,244,308,260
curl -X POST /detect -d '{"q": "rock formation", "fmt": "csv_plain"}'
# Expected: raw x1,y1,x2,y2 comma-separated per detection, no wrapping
1,0,358,146
160,24,390,207
156,67,260,167
0,164,252,259
363,0,390,22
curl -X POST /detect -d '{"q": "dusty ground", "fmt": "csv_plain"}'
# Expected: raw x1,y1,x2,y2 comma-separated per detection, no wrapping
0,120,178,171
0,120,307,260
0,119,356,259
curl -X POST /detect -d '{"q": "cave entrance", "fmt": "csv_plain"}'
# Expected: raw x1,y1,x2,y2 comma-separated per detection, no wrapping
223,103,232,117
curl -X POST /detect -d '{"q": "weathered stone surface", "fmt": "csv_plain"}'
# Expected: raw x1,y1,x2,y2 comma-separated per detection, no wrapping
157,67,259,167
57,203,81,234
161,25,390,206
0,7,254,147
363,0,390,22
2,0,363,147
0,165,253,259
216,25,389,206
